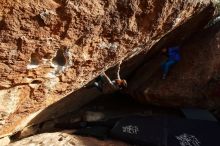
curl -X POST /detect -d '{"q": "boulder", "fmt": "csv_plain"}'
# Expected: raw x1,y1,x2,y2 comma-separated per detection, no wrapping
128,19,220,108
0,0,215,137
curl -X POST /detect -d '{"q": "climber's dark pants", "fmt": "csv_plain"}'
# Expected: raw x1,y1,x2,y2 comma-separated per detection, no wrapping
93,82,103,92
161,59,178,77
86,75,105,92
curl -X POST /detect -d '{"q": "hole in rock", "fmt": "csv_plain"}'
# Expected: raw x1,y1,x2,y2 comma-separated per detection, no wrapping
52,48,67,66
30,53,41,65
0,18,7,31
31,80,42,84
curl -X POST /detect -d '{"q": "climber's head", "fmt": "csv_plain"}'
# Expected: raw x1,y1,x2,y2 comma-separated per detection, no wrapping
162,48,167,53
121,79,127,88
115,79,127,89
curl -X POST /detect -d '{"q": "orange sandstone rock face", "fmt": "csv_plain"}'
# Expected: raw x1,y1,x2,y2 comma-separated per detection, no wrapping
0,0,214,137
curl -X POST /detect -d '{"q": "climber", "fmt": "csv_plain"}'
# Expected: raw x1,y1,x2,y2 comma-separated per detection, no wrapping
161,46,181,79
87,61,127,93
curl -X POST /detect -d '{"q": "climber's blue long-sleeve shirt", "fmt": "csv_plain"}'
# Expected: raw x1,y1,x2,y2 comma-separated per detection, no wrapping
167,46,181,61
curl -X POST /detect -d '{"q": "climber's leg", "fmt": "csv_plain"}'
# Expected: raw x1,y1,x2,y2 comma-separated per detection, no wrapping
93,82,103,92
161,59,177,79
86,81,103,92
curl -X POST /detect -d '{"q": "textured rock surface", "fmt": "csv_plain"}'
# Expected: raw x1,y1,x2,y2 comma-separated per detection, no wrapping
128,21,220,108
0,0,214,137
9,131,129,146
0,136,11,146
